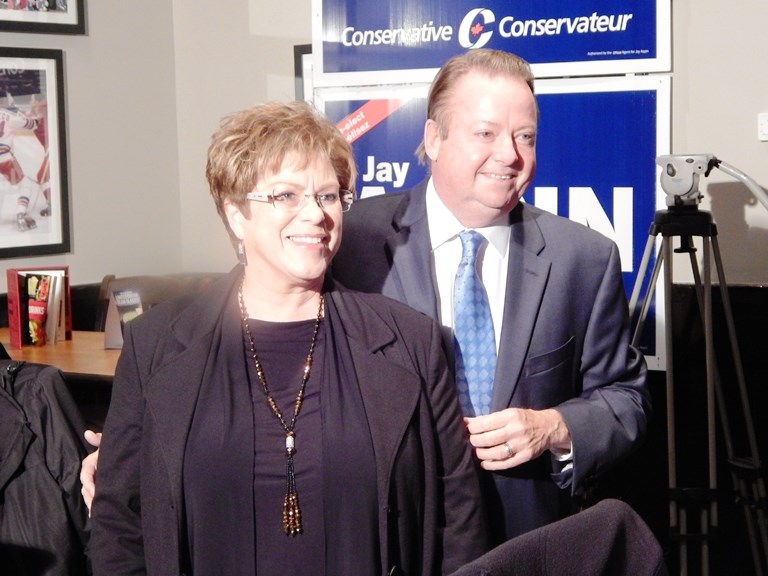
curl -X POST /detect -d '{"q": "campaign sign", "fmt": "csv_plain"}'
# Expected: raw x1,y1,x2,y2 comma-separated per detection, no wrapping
313,0,670,83
317,75,670,368
320,87,430,198
533,77,670,367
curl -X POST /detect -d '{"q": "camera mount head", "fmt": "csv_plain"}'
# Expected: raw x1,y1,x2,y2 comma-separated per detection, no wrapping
656,154,720,208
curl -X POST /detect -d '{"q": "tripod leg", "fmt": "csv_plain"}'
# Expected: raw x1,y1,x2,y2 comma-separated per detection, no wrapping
632,234,687,571
712,236,766,487
659,236,687,574
630,233,659,315
690,237,768,575
711,236,768,574
629,232,693,572
704,241,717,575
632,238,665,348
680,239,717,576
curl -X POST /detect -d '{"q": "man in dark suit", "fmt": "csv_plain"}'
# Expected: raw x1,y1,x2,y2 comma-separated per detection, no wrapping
333,49,651,542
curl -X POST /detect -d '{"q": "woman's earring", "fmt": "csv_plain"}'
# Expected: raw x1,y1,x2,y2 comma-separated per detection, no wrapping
237,240,248,266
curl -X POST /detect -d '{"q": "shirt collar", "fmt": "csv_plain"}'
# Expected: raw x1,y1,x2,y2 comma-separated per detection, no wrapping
425,178,511,258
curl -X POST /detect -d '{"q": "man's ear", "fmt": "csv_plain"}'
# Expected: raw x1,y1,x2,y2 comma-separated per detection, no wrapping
223,199,246,240
423,119,442,163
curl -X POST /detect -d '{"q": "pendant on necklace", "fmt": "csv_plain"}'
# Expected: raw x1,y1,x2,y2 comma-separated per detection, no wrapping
283,431,301,535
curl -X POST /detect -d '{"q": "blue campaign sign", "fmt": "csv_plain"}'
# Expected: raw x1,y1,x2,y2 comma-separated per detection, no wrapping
533,77,669,364
318,75,670,367
315,0,670,82
533,85,658,277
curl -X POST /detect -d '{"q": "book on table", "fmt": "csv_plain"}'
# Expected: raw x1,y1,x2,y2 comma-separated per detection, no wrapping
104,288,143,349
6,266,72,349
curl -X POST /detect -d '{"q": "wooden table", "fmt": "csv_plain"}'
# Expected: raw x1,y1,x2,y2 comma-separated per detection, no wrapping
0,327,120,380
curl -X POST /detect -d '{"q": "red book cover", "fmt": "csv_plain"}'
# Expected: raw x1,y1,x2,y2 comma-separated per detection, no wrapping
6,269,27,349
5,266,71,348
26,273,52,346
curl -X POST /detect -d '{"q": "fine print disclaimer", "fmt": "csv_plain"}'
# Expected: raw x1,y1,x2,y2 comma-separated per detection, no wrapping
588,48,650,57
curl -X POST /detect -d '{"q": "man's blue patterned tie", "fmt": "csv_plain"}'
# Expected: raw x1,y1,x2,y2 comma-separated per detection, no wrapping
453,230,496,416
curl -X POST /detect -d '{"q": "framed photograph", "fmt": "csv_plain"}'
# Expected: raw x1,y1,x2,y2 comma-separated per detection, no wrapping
0,1,85,35
0,47,70,258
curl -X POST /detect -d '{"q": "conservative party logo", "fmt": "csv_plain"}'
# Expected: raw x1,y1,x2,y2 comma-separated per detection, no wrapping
458,8,495,49
458,8,636,49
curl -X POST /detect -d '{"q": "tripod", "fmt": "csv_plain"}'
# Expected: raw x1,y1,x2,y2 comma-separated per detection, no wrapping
629,206,768,576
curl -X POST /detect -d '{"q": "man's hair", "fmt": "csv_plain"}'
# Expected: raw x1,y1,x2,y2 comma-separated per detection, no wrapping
416,49,537,165
206,100,356,242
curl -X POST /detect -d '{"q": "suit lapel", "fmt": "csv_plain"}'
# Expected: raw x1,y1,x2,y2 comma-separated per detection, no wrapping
144,342,211,499
143,270,240,500
492,206,551,411
328,290,421,486
384,182,439,319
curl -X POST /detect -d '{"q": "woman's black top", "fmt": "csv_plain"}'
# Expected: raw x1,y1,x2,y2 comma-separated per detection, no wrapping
182,305,379,575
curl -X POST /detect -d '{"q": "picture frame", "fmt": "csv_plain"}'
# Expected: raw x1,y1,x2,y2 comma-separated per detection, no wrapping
0,0,85,35
293,44,312,101
0,47,70,258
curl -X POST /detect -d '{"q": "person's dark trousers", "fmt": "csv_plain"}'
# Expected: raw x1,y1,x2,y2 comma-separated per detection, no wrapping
451,498,668,576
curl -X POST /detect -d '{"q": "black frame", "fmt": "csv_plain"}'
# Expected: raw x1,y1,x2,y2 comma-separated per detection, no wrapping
0,47,70,258
0,0,85,35
293,44,311,100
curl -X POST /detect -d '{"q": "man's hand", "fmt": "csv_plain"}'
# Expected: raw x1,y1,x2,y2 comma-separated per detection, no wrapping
80,430,102,514
465,408,571,471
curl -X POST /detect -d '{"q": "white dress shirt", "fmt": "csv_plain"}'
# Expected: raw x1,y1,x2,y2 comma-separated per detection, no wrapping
426,179,510,348
425,179,574,463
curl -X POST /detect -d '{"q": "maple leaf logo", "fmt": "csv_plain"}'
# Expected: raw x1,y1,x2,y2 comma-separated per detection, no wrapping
470,22,484,37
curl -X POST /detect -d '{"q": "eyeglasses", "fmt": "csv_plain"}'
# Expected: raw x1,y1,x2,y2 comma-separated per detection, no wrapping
246,189,354,213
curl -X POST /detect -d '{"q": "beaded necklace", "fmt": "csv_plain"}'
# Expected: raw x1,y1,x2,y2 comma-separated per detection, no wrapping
238,282,324,536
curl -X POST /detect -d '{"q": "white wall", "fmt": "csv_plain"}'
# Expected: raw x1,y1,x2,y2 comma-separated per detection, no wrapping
1,0,766,293
172,0,312,274
669,2,768,285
